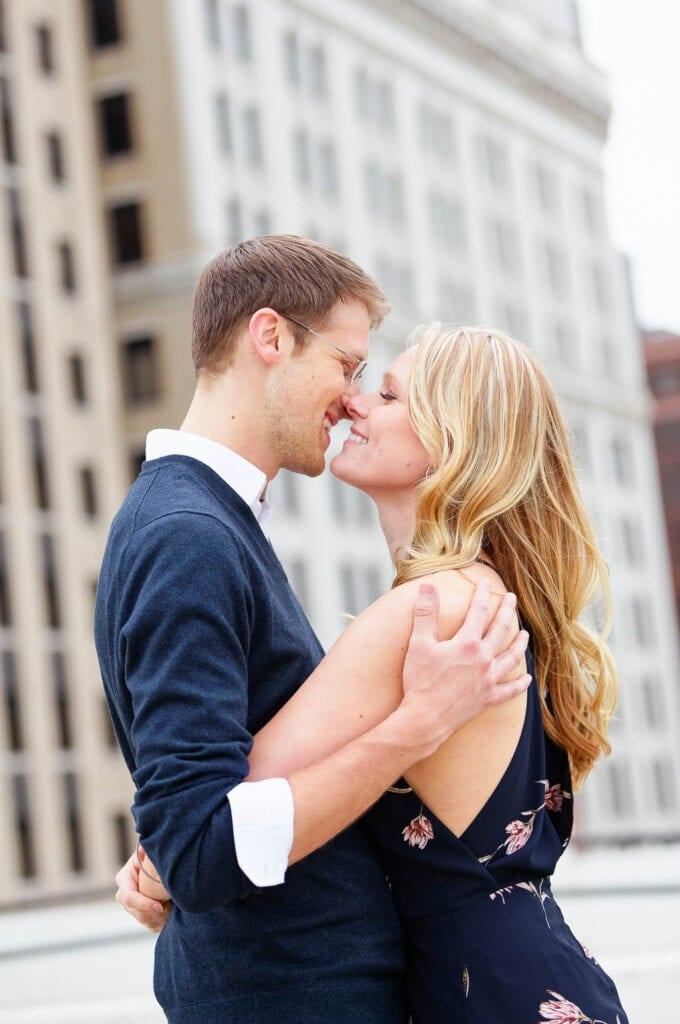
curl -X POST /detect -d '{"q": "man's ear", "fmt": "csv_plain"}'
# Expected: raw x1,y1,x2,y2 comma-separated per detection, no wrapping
248,308,289,366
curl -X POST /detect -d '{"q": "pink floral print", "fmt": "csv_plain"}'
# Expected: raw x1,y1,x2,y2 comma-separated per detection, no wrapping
479,779,571,865
538,989,621,1024
402,809,434,849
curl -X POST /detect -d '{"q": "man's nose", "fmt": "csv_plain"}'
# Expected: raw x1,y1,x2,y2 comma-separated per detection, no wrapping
341,384,368,419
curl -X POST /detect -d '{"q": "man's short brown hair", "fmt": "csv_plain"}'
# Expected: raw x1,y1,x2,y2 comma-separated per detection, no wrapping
191,235,389,375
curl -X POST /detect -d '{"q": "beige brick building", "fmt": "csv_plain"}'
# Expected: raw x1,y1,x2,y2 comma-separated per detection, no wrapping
0,0,678,907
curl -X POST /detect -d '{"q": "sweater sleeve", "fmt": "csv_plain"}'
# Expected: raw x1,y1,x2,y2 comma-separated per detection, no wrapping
118,511,262,912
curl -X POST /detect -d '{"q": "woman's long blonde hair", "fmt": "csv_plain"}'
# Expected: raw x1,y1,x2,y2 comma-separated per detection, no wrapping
394,325,618,788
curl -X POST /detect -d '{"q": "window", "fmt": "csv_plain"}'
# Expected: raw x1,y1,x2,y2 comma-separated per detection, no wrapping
1,76,17,164
8,188,28,278
57,240,77,292
128,446,145,483
205,0,221,47
274,470,300,517
232,4,251,61
418,102,455,163
13,774,37,879
2,650,22,751
63,772,86,872
88,0,121,48
41,533,61,628
364,162,406,226
308,44,328,98
35,23,55,73
79,466,98,518
428,193,466,253
620,516,644,566
29,417,50,510
0,533,12,626
542,241,569,297
478,134,511,191
46,130,65,181
242,107,263,167
532,161,559,215
287,558,310,613
611,436,635,487
602,760,635,817
489,219,521,276
355,68,396,133
293,127,311,185
112,812,134,866
98,92,132,156
631,595,654,648
52,651,72,749
109,201,144,264
17,301,39,394
121,334,159,404
319,141,339,199
214,92,232,154
226,197,243,245
640,675,665,730
283,30,300,86
591,261,610,312
253,208,271,236
68,352,88,405
650,758,678,813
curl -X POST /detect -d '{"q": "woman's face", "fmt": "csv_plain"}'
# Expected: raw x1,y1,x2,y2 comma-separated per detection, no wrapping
331,348,430,498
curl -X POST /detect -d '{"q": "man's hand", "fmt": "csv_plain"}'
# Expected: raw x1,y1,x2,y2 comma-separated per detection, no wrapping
115,847,172,934
399,579,530,753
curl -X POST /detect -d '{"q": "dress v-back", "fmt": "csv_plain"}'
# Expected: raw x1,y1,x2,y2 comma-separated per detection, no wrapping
365,646,629,1023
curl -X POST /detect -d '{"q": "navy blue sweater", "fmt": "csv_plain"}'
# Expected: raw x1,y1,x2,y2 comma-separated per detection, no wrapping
94,457,406,1023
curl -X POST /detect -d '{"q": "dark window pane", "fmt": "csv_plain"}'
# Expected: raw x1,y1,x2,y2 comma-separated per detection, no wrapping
35,23,54,73
52,651,73,749
79,465,98,518
109,202,144,264
121,335,158,403
30,417,50,510
46,130,65,181
63,772,86,872
1,77,17,163
112,811,133,866
0,533,13,625
40,533,61,628
2,650,22,751
68,352,88,404
88,0,121,48
17,301,39,393
98,92,132,156
13,775,37,879
57,240,77,293
8,188,28,278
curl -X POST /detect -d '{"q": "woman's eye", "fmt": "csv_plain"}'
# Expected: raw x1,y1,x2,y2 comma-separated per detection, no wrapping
379,391,397,402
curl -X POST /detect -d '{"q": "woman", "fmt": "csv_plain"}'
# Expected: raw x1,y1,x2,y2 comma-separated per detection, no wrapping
138,325,628,1023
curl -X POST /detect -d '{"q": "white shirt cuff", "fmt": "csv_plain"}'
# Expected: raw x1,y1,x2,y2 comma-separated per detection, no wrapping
227,778,294,887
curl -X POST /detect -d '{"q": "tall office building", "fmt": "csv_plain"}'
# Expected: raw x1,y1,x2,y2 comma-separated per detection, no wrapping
0,0,678,907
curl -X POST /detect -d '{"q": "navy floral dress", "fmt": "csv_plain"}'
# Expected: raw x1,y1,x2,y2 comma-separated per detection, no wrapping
365,648,629,1024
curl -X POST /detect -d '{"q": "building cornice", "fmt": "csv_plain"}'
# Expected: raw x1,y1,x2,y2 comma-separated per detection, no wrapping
362,0,610,138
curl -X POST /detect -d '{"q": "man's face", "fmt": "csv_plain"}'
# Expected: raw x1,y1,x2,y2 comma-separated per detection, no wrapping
264,300,370,478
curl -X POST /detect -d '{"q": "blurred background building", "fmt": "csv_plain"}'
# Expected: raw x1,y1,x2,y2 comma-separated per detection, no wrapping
0,0,679,910
644,330,680,630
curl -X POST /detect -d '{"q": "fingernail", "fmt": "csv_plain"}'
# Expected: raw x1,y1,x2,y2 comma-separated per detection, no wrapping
418,583,435,595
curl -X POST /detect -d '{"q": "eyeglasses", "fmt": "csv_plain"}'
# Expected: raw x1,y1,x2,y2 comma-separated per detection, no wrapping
282,314,368,384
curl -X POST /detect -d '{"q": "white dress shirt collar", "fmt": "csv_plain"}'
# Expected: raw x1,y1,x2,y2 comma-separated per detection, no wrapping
145,428,272,529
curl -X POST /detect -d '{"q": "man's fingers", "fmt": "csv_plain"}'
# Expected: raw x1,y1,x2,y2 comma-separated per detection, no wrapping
457,577,493,638
487,672,532,705
482,590,519,653
410,582,441,633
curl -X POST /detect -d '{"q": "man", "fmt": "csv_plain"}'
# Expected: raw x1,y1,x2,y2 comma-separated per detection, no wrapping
95,235,529,1023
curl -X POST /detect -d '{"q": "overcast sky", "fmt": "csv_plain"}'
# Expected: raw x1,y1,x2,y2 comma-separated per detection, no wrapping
577,0,680,332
